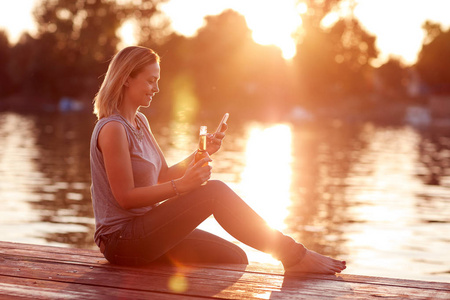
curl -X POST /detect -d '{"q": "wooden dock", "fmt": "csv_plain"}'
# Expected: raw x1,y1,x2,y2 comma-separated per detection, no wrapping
0,241,449,299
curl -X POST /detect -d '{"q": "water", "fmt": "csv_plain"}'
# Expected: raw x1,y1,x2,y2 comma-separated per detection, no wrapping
0,111,449,283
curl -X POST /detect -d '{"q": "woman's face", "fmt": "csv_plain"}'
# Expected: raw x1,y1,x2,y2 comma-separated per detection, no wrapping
125,62,160,108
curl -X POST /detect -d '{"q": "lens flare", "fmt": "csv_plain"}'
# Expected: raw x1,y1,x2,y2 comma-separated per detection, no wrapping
168,273,188,293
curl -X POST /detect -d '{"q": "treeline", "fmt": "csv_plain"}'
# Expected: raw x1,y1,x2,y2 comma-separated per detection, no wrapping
0,0,449,119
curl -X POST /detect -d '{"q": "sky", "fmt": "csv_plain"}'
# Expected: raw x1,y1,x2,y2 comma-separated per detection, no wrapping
1,0,449,65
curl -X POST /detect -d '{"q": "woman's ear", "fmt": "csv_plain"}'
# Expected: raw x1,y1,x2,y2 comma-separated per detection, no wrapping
124,81,129,87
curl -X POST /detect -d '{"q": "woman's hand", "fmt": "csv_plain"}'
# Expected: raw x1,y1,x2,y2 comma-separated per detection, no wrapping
178,155,212,192
206,123,227,155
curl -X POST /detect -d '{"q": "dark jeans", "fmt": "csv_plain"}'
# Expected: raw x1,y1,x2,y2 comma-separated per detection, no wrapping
100,180,305,267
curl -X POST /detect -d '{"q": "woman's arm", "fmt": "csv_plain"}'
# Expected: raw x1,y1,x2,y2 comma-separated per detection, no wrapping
98,121,211,210
157,152,196,183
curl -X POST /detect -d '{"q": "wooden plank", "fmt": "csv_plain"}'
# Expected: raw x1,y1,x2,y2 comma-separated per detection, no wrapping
214,263,450,292
0,241,449,300
0,242,102,259
0,275,204,300
1,252,449,299
1,258,246,299
4,241,449,292
0,244,106,266
1,241,448,298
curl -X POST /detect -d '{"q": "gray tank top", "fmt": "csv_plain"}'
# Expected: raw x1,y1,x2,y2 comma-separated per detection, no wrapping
90,112,162,246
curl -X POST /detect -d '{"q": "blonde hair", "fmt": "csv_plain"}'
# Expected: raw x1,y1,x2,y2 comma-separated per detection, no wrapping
93,46,160,119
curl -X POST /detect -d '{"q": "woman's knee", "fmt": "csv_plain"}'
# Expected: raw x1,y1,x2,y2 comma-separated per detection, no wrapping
204,180,231,194
193,180,240,210
202,180,242,207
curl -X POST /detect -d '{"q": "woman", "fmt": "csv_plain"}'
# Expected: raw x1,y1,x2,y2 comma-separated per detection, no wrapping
90,46,346,274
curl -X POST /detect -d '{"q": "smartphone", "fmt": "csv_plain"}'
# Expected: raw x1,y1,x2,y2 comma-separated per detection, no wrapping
215,113,229,134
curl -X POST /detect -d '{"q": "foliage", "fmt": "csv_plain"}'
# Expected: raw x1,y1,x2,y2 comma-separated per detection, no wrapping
301,0,345,28
375,57,408,98
0,31,12,97
142,10,294,119
294,18,377,106
416,21,450,94
29,0,122,101
294,0,378,108
4,0,168,105
0,0,433,117
187,10,294,118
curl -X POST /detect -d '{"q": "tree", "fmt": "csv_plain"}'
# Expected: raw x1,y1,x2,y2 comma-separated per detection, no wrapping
24,0,168,104
293,0,378,108
416,21,450,94
301,0,345,28
187,10,292,118
188,10,254,110
294,18,377,106
0,31,12,97
375,57,408,99
31,0,125,102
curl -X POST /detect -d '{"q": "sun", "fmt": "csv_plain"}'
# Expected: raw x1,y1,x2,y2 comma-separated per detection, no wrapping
160,0,305,60
234,0,305,59
0,0,37,43
117,20,137,48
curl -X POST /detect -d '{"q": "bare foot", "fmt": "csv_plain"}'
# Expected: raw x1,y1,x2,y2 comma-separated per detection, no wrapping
284,249,346,275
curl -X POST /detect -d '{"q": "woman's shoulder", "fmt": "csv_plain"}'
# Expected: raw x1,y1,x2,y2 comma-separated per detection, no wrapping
93,115,126,137
98,114,122,123
101,118,126,131
91,115,127,152
96,119,128,150
95,114,126,128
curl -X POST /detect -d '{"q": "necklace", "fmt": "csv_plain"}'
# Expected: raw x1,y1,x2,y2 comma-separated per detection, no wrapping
133,117,144,141
119,114,144,142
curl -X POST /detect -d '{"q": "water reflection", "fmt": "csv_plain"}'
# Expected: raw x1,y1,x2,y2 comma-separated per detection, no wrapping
286,123,359,256
1,111,450,282
240,124,292,231
196,123,293,264
160,119,196,165
343,126,425,277
234,124,293,264
0,113,43,243
0,112,96,248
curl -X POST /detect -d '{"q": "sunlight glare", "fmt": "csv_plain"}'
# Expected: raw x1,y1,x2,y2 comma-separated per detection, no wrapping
168,273,188,293
160,0,227,36
235,0,302,59
163,74,200,166
0,0,36,43
353,0,450,65
321,12,340,28
160,0,303,60
296,2,308,14
240,124,293,231
118,20,137,48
